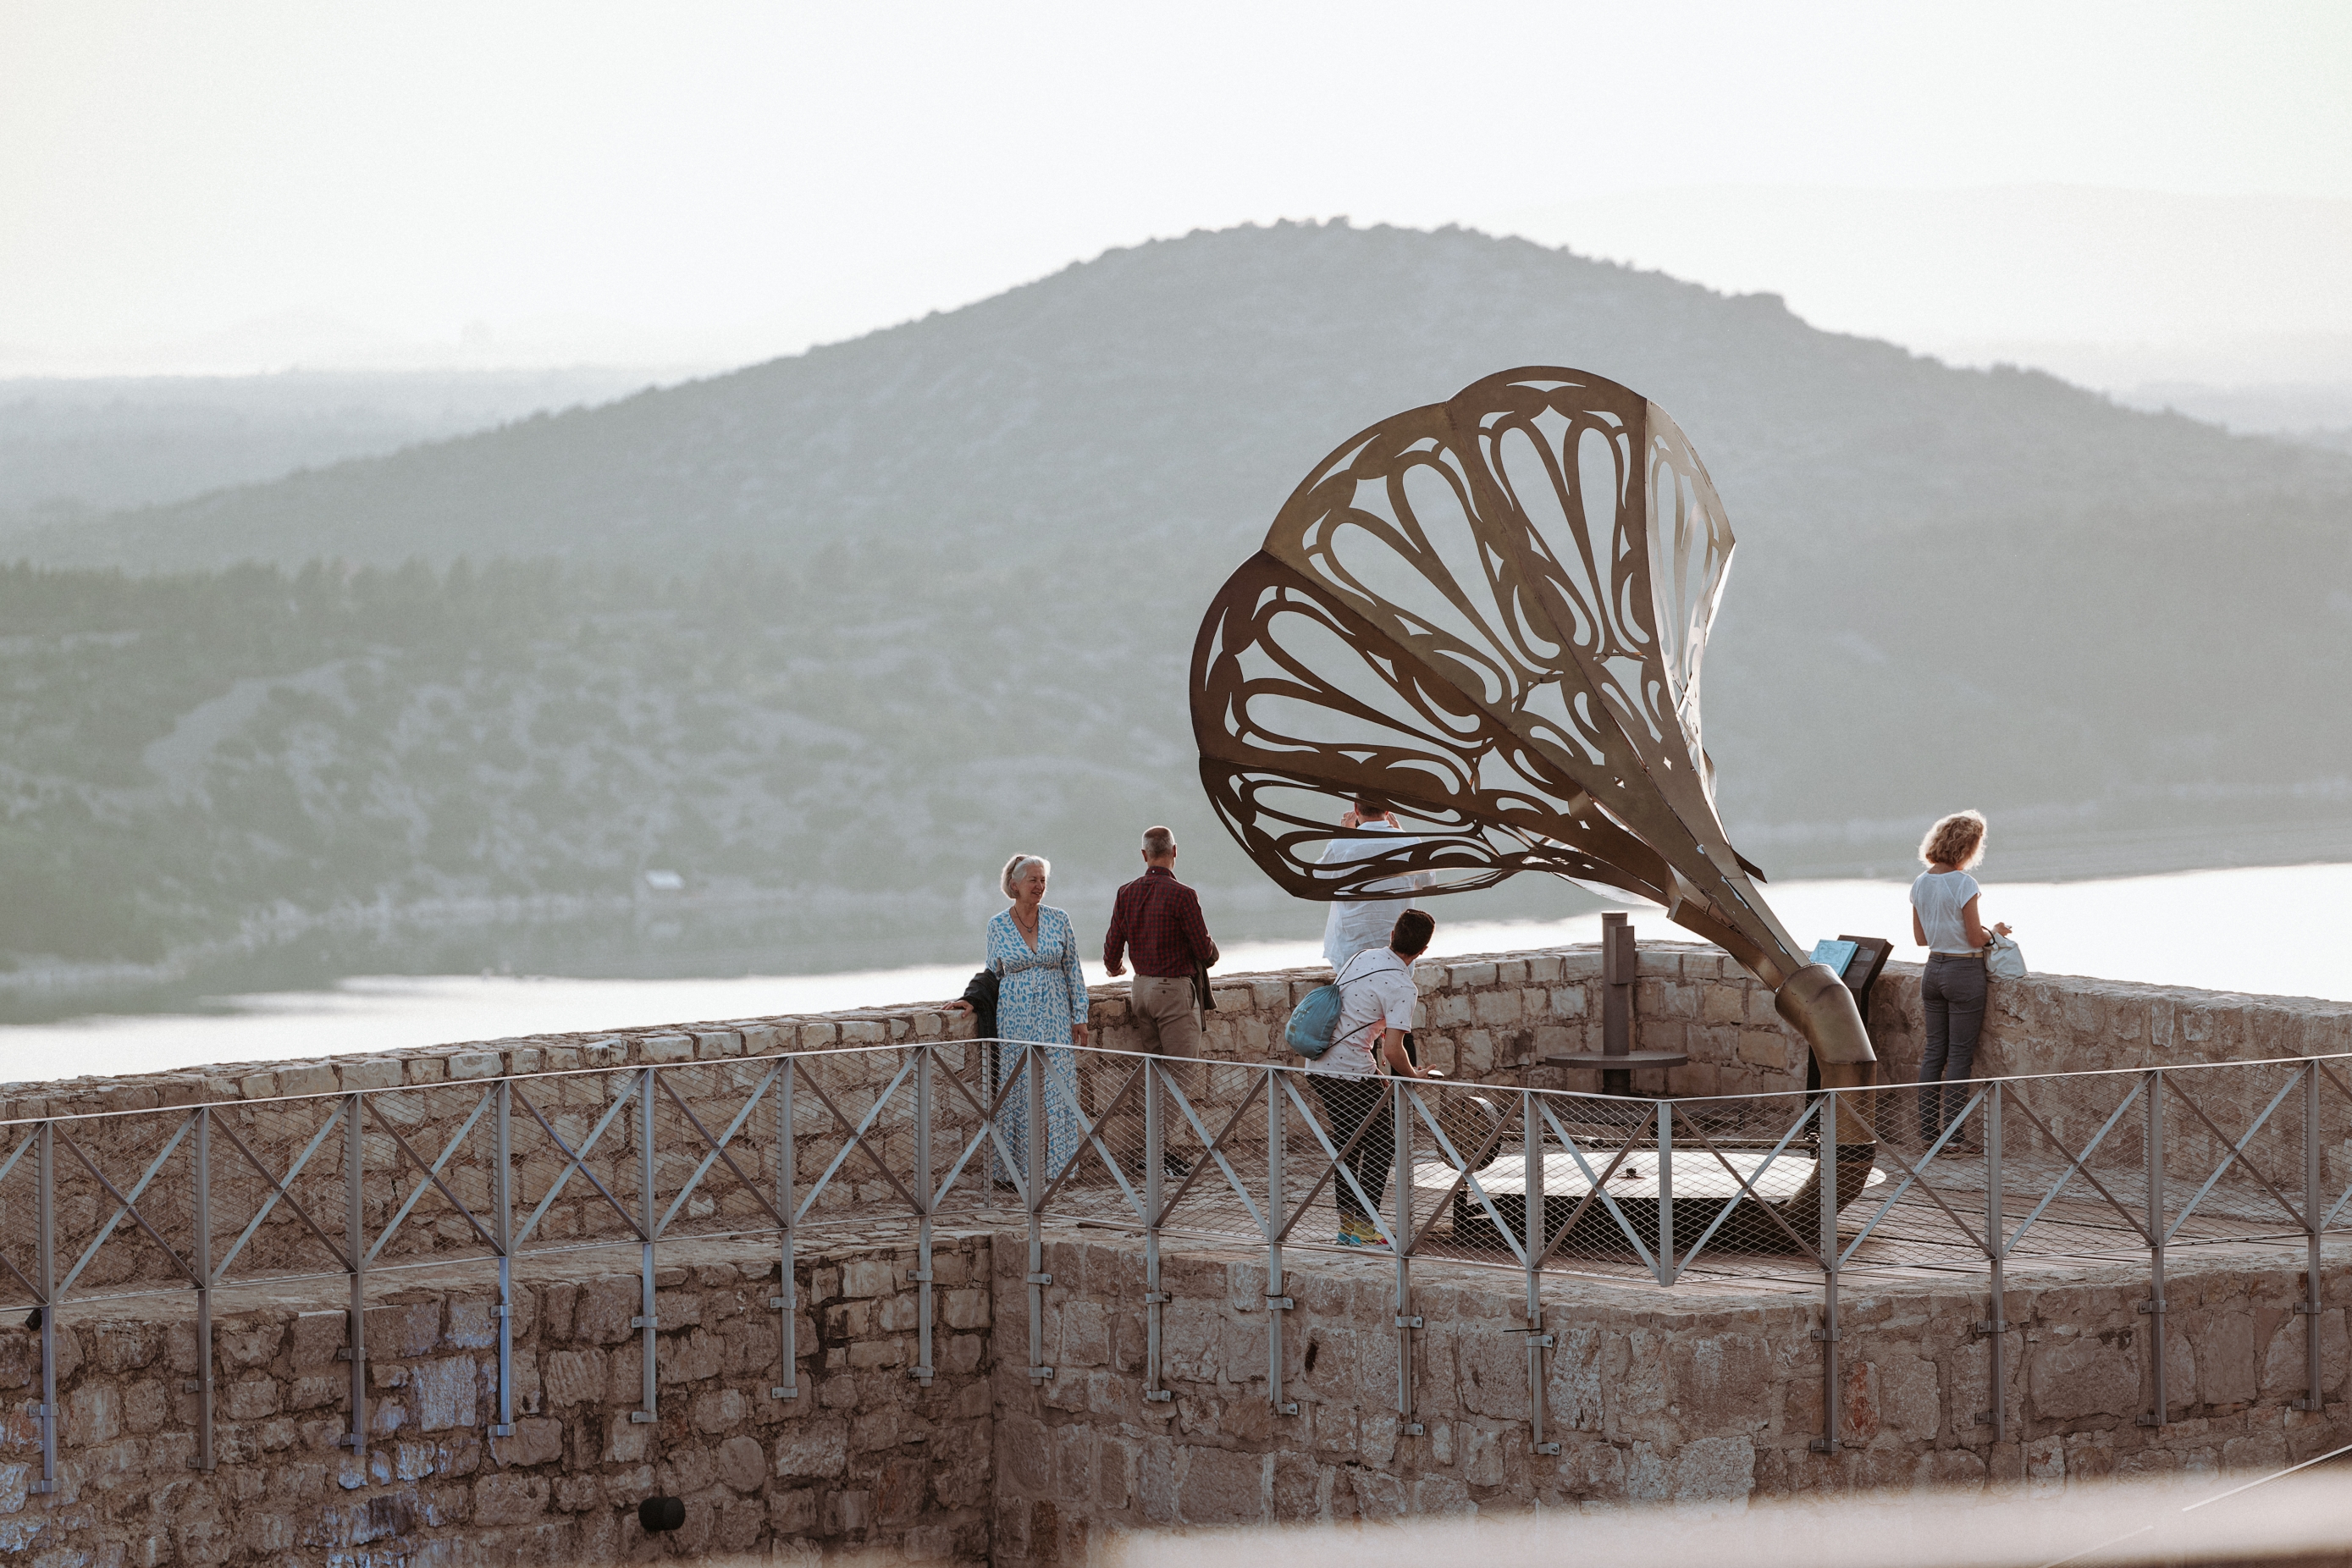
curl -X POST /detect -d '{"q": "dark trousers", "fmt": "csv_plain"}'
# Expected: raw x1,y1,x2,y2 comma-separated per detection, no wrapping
1919,953,1988,1139
1311,1074,1394,1228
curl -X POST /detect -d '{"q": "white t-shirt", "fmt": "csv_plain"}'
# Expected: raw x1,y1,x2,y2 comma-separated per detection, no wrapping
1318,821,1430,971
1912,870,1982,953
1310,948,1420,1077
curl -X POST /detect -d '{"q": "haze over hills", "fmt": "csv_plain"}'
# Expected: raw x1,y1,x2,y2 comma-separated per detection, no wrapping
0,368,666,526
4,221,2349,1010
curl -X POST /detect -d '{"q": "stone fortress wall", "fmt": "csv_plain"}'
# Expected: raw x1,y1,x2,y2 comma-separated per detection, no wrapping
7,944,2352,1563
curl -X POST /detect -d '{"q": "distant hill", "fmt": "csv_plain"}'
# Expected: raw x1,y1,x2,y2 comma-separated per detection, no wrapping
0,367,664,525
18,221,2349,572
3,222,2349,1001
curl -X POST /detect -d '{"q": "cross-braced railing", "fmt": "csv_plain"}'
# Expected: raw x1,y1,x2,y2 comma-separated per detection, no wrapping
6,1041,2352,1490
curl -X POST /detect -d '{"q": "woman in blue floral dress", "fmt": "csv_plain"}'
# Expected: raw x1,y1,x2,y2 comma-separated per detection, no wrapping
979,853,1090,1185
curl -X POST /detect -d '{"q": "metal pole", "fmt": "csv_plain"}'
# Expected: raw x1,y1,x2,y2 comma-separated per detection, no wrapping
1655,1099,1675,1286
770,1055,798,1402
193,1106,215,1471
1024,1044,1052,1383
1267,1067,1295,1416
1526,1088,1558,1455
634,1065,658,1424
1394,1076,1421,1435
1602,914,1632,1096
2140,1068,2167,1428
494,1080,514,1438
2303,1057,2325,1413
1981,1081,2008,1443
34,1120,56,1496
1812,1096,1841,1455
1144,1057,1168,1403
914,1042,936,1386
345,1095,367,1461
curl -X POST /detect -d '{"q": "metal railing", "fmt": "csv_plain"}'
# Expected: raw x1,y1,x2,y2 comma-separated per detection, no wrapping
5,1040,2351,1493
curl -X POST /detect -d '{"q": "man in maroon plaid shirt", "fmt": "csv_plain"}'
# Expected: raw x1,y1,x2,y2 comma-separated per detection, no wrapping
1103,825,1220,1176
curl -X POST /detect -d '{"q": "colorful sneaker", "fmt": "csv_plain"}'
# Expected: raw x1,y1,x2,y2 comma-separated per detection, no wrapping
1334,1217,1390,1249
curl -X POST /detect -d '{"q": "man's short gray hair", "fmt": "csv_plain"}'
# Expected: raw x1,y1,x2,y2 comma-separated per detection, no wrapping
1140,825,1176,858
1001,854,1051,898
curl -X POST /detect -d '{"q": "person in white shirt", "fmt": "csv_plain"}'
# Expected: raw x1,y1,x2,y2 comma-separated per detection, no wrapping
1317,794,1433,973
1909,809,2014,1147
1307,908,1436,1248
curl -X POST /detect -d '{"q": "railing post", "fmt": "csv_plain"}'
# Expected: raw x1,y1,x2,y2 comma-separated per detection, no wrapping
913,1042,936,1386
770,1054,799,1402
1143,1057,1168,1404
1394,1077,1420,1435
1812,1096,1841,1455
34,1119,56,1496
2302,1057,2325,1413
1025,1044,1052,1384
1267,1066,1295,1416
1979,1080,2008,1442
2140,1068,2168,1427
1655,1099,1675,1286
193,1105,216,1471
493,1079,515,1438
1525,1087,1558,1455
345,1094,368,1462
633,1065,658,1425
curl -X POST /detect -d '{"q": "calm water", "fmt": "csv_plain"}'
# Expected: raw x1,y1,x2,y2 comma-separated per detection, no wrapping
3,861,2346,1087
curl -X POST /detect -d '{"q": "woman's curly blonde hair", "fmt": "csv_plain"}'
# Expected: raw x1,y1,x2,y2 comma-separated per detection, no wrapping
1919,810,1988,870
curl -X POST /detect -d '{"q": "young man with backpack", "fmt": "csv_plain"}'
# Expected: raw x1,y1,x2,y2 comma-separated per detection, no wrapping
1306,908,1435,1248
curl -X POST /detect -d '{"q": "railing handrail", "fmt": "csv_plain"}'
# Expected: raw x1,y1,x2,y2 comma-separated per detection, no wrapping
11,1035,2352,1127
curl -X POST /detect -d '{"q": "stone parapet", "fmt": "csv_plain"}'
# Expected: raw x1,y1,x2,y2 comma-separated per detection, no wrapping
0,1234,994,1565
10,941,2352,1124
12,1222,2349,1564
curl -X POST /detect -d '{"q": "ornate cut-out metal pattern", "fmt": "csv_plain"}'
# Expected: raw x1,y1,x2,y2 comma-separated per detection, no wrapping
1190,366,1808,994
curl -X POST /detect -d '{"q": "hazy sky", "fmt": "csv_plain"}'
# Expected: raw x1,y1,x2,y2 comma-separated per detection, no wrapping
3,2,2347,384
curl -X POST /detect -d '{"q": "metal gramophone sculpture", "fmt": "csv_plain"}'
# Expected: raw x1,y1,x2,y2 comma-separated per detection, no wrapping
1189,366,1875,1118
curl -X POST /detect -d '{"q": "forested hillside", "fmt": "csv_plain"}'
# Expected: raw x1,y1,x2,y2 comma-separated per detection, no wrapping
5,221,2349,1003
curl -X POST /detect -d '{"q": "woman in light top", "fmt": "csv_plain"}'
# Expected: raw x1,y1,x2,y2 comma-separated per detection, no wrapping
1909,810,2013,1146
973,853,1090,1183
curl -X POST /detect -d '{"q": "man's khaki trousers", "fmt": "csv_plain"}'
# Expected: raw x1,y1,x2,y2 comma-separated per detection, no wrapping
1128,974,1205,1153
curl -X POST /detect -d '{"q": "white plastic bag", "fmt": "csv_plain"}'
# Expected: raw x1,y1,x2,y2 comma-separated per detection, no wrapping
1986,932,2027,980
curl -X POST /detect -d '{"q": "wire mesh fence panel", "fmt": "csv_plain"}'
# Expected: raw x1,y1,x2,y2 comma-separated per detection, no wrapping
1838,1080,1996,1278
47,1107,203,1302
1520,1090,1673,1282
212,1095,355,1288
2317,1063,2352,1234
648,1060,790,1246
1992,1067,2156,1262
1399,1077,1522,1269
510,1068,643,1257
2155,1058,2314,1245
1032,1048,1151,1231
0,1124,39,1309
363,1082,503,1273
790,1047,925,1237
1668,1090,1845,1284
1157,1062,1274,1249
928,1040,1020,1220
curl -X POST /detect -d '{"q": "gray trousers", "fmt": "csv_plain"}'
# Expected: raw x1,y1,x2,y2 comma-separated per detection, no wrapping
1919,953,1988,1139
1129,974,1205,1151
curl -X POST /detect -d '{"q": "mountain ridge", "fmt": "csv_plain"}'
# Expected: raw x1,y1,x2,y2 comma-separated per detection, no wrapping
2,221,2345,1007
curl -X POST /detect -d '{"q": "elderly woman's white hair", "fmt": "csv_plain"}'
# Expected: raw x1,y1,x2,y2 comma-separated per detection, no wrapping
1001,853,1051,899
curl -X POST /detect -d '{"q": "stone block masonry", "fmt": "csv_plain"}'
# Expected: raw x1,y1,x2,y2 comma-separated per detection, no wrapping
990,1234,2352,1565
13,1223,2352,1565
0,1234,996,1565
